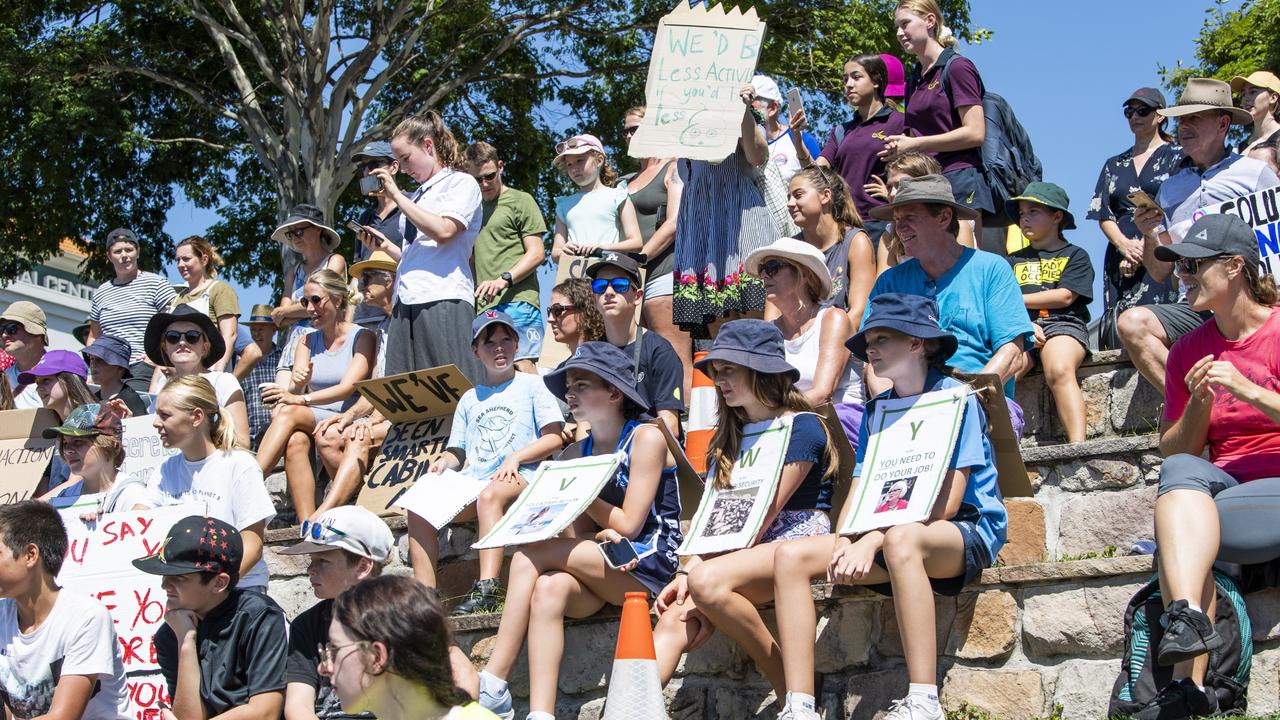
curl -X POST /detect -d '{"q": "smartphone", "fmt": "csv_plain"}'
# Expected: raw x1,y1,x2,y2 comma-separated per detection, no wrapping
345,220,365,235
786,87,805,119
598,538,640,569
359,175,382,195
1127,191,1160,212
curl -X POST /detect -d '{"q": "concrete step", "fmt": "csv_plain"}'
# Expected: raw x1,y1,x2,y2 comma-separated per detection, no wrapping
1016,349,1163,447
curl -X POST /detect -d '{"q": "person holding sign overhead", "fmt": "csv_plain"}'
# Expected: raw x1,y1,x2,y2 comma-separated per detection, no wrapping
649,320,837,700
475,342,682,719
768,293,1005,720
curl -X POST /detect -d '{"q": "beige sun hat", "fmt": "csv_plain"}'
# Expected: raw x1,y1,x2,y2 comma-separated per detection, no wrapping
744,237,834,301
1158,78,1253,125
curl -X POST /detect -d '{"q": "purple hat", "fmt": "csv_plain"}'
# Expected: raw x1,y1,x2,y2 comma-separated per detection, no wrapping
18,350,89,385
881,54,906,98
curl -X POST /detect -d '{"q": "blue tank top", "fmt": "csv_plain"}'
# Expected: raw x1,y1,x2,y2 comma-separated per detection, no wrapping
586,421,683,561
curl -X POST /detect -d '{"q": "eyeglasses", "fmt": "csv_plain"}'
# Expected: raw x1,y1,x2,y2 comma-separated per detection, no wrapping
287,227,310,239
0,322,23,336
299,295,328,308
163,330,205,346
318,640,368,671
1123,105,1156,119
359,271,392,288
758,259,790,277
1176,255,1228,275
548,303,577,320
623,125,640,137
556,138,597,154
474,170,499,183
591,278,633,295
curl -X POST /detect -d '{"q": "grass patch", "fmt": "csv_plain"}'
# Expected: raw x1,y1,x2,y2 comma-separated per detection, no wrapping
1057,545,1119,562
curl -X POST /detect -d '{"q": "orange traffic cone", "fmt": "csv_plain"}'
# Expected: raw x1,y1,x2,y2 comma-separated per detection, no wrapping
602,592,667,720
685,352,717,475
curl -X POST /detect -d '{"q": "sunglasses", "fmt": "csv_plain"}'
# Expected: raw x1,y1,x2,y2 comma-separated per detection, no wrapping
286,226,310,239
299,519,371,555
1123,105,1157,119
623,125,640,136
473,170,499,183
0,322,24,336
548,303,577,320
591,277,633,295
1176,255,1228,275
359,271,392,287
359,160,391,173
556,138,597,154
164,330,205,346
299,295,328,308
759,259,791,277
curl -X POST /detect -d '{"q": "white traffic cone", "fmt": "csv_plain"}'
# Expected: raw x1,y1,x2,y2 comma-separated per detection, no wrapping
601,592,668,720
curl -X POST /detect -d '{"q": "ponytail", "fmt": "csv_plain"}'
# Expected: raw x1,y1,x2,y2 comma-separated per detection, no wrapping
159,375,240,451
1243,262,1280,306
392,110,462,169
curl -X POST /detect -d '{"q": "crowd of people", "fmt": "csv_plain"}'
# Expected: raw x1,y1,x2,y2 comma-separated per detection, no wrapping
1,1,1279,719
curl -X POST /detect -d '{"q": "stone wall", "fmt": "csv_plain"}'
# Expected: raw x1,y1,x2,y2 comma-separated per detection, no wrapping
1016,350,1163,446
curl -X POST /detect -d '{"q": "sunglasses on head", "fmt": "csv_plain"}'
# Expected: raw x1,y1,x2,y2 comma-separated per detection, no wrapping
1124,105,1157,119
759,259,791,277
298,295,327,308
164,330,205,346
299,519,370,555
1176,255,1228,275
474,170,499,183
556,138,596,154
286,226,310,239
0,322,24,336
591,277,633,295
548,303,577,320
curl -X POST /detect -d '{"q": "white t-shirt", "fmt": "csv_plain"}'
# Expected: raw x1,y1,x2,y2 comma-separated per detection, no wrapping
0,592,129,720
446,372,564,481
139,450,276,588
149,371,243,412
781,307,865,406
395,168,484,306
4,366,42,410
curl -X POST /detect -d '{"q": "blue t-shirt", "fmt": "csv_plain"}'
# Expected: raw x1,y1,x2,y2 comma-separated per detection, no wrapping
781,413,833,512
854,372,1006,562
863,248,1033,397
446,372,564,481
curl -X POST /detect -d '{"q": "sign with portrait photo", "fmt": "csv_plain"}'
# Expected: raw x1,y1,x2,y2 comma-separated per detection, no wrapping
472,452,625,549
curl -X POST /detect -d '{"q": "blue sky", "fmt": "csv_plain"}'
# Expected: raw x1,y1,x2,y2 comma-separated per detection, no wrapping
163,1,1246,318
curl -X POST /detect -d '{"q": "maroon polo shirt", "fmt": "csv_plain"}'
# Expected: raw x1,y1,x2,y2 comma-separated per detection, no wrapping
820,106,907,219
905,49,985,173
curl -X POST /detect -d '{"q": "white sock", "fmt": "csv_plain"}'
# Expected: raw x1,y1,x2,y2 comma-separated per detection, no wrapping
480,670,507,693
1185,601,1203,613
526,713,555,720
785,692,816,712
908,683,939,708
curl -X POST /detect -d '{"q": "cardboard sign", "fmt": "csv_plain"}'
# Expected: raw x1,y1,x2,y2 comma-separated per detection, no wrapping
472,452,625,549
1191,186,1280,276
353,365,472,516
838,386,967,536
679,415,792,555
120,416,179,488
627,1,767,162
58,504,202,720
954,372,1034,498
0,408,57,505
537,256,647,371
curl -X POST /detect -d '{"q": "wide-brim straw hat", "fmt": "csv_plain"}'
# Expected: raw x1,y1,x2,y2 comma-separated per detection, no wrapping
1158,78,1253,126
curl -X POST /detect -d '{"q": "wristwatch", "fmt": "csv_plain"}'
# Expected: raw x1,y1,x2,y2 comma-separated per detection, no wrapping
302,394,312,406
500,271,513,286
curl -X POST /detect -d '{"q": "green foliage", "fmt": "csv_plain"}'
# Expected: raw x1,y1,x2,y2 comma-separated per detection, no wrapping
1165,0,1280,88
1058,544,1120,562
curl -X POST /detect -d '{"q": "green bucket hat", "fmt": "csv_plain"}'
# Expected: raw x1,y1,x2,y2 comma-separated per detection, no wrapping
1006,182,1076,230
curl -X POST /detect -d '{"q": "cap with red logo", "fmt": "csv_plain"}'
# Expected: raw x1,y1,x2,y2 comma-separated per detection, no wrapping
471,309,517,344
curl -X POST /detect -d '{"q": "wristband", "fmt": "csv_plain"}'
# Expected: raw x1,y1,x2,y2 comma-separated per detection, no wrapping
303,394,312,406
675,570,689,576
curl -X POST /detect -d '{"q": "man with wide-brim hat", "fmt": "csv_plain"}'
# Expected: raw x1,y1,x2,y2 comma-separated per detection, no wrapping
232,305,284,447
348,250,397,332
863,174,1033,435
270,203,341,252
1117,77,1280,397
1231,71,1280,152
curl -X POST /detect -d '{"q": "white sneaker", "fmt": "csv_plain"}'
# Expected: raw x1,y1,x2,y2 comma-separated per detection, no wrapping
775,704,821,720
882,695,944,720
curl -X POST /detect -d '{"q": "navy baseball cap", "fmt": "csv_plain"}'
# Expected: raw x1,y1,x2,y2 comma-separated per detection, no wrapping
471,309,517,344
353,141,395,161
82,335,133,371
544,342,652,415
586,252,642,282
1154,213,1260,266
693,319,799,380
847,293,958,363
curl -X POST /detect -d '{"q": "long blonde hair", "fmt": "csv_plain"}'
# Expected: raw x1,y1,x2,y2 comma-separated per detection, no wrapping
896,0,958,48
306,268,362,310
158,375,239,451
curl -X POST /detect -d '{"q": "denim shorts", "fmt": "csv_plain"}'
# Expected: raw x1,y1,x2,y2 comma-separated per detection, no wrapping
867,507,992,597
493,301,545,361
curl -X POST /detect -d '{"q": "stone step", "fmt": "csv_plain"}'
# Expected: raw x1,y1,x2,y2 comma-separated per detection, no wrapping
1016,349,1163,447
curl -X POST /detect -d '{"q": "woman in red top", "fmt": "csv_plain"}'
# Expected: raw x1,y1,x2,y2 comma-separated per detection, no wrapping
1144,213,1280,718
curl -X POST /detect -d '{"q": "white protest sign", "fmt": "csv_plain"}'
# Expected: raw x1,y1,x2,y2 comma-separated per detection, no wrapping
1191,185,1280,277
121,416,179,488
627,1,766,162
678,415,793,555
58,504,202,720
394,468,488,528
839,385,967,536
472,453,625,549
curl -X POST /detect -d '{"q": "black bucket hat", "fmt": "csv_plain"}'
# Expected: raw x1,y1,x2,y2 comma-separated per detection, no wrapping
144,304,226,367
543,342,653,415
847,293,958,363
693,319,799,380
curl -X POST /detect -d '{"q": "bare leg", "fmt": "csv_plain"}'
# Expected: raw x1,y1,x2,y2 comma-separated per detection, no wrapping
476,478,527,579
1040,335,1088,443
255,404,315,474
653,596,706,685
642,295,692,402
283,427,319,520
314,424,345,478
1117,306,1172,395
1155,488,1221,683
407,512,442,588
315,425,386,518
880,522,967,684
451,645,479,700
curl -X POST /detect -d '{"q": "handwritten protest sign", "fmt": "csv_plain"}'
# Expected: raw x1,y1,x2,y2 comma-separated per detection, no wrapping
839,386,966,536
58,504,201,720
120,416,179,488
1192,186,1280,276
354,365,472,516
472,453,625,549
679,415,792,555
628,2,766,162
0,408,57,505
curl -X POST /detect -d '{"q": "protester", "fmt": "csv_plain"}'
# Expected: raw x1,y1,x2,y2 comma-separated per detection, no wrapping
1087,87,1183,350
21,350,95,492
134,515,287,720
771,293,1005,720
145,304,251,447
0,501,129,719
548,278,605,357
621,108,690,394
871,152,967,272
83,334,149,416
322,575,499,719
464,141,548,374
367,111,485,382
0,301,49,409
349,141,403,325
87,227,177,392
884,0,992,232
256,269,376,521
476,343,682,719
746,238,865,442
750,74,822,185
588,254,684,436
137,376,275,590
170,235,240,372
270,205,348,329
1005,183,1094,443
1119,78,1280,395
234,304,284,447
405,311,564,607
786,165,875,322
1232,71,1280,153
650,320,837,699
550,133,642,261
38,403,148,512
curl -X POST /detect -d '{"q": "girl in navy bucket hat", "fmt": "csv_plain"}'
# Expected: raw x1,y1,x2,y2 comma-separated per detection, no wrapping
477,342,684,718
770,293,1007,720
648,319,839,699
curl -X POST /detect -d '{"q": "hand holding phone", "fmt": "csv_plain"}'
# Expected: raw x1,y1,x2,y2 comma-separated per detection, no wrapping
1127,191,1160,211
346,220,365,235
598,537,640,570
786,88,805,121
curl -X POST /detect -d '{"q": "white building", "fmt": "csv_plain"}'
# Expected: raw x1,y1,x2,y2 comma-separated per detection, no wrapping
0,241,95,351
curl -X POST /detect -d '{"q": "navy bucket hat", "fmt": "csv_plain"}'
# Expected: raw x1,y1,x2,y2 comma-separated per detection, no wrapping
82,335,134,374
543,342,653,415
847,293,959,363
693,319,799,380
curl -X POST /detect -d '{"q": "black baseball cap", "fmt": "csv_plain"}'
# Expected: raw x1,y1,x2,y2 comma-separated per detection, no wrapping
1125,87,1167,109
586,252,642,283
1154,214,1259,266
133,516,243,582
106,228,139,248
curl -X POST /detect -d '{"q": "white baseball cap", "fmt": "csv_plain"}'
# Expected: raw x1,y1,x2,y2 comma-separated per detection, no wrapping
280,505,395,563
751,74,783,104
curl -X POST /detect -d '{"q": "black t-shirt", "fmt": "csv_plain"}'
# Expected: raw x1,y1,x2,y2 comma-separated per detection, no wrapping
100,384,149,416
288,600,371,720
155,589,288,716
1006,242,1095,325
619,330,684,414
354,204,403,324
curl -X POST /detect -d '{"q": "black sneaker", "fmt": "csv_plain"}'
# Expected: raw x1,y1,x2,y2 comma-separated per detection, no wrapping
1131,678,1220,720
451,578,505,616
1158,600,1224,667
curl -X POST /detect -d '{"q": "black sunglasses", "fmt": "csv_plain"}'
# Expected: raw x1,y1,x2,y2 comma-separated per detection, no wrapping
759,259,790,277
0,322,24,336
164,330,205,346
474,170,499,183
1176,255,1228,275
359,160,391,173
591,278,633,295
298,295,328,308
1123,105,1157,119
548,303,577,319
359,271,392,287
623,125,640,136
286,226,310,238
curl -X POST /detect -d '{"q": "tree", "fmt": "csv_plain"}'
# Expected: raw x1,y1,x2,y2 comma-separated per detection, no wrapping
1166,0,1280,87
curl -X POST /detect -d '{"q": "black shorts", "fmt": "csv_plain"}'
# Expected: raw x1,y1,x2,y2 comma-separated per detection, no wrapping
1035,317,1089,352
866,508,992,597
945,166,996,215
1147,302,1211,345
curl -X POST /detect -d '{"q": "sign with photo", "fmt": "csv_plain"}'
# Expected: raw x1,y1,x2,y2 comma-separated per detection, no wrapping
472,452,625,549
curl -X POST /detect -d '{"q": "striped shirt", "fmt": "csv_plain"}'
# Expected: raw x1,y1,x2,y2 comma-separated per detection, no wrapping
89,272,177,363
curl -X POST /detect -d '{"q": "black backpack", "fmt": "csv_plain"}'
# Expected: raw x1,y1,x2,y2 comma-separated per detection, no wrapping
904,52,1043,210
1109,572,1253,716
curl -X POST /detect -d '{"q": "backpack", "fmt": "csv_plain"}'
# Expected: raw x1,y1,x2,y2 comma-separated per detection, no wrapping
1108,571,1253,716
904,52,1043,211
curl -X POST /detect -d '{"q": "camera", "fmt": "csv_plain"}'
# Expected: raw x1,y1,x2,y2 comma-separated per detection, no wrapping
359,175,382,195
